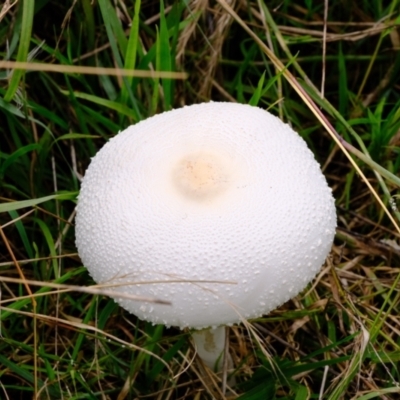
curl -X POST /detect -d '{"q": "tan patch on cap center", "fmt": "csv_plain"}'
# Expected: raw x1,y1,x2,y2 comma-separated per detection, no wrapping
172,152,229,202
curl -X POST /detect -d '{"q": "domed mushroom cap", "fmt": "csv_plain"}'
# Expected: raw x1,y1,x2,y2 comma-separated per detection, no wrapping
75,102,336,329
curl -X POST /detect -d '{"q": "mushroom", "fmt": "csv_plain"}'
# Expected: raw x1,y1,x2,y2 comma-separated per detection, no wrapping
75,102,336,375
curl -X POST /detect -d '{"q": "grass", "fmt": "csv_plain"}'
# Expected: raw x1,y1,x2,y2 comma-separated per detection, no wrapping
1,0,400,399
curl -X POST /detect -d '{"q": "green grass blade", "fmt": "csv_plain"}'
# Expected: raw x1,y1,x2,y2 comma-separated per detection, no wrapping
338,42,348,119
70,297,97,364
97,0,140,120
146,335,186,386
0,354,36,385
97,0,127,57
53,133,101,143
3,0,35,103
294,384,309,400
151,28,161,115
59,89,138,120
159,0,172,110
249,71,266,106
8,210,34,259
121,0,141,102
81,0,96,51
0,192,77,213
0,143,41,177
33,218,58,277
356,388,400,400
0,95,26,118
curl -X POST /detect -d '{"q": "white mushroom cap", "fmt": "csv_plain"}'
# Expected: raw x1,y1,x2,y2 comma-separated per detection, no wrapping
75,102,336,329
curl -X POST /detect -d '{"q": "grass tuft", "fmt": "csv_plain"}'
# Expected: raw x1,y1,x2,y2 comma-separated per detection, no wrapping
1,1,400,399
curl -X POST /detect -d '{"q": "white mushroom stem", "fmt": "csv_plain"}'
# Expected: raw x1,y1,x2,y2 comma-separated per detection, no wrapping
191,326,232,372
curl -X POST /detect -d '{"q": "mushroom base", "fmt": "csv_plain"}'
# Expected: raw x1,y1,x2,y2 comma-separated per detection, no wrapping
191,326,233,372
